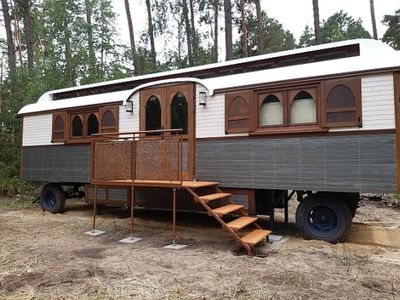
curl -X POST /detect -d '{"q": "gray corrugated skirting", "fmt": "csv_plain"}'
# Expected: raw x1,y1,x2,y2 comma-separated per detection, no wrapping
196,134,396,193
21,145,91,183
21,133,397,193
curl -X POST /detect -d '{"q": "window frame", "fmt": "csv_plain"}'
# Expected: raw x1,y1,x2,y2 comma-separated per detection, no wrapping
70,113,84,139
225,90,253,133
253,84,322,134
288,86,319,127
51,112,67,143
321,77,362,128
85,112,100,137
170,92,189,135
51,105,119,144
99,106,119,134
257,91,287,129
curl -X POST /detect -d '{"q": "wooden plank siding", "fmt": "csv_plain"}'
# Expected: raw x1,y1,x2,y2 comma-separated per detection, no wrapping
22,114,54,146
118,93,139,133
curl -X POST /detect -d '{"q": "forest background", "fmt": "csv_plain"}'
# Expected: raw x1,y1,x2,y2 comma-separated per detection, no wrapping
0,0,399,194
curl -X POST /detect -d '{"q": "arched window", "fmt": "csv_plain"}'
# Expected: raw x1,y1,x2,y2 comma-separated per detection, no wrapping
259,94,283,126
290,91,316,125
71,115,83,137
87,113,99,136
145,96,161,132
54,116,64,131
326,85,356,124
225,90,251,133
229,96,248,116
101,111,115,127
323,78,361,127
170,92,188,134
99,106,118,133
52,113,66,142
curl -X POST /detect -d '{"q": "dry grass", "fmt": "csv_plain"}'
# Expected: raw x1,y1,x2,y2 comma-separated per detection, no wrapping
0,200,399,299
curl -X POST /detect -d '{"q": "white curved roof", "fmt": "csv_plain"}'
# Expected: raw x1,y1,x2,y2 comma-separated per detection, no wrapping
18,39,400,115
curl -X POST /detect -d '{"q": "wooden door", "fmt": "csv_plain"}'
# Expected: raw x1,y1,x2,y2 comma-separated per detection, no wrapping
140,83,196,180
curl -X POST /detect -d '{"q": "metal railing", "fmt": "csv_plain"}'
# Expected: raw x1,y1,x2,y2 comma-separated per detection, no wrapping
90,129,183,184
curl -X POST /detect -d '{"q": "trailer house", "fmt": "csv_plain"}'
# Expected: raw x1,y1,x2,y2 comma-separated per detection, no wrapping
17,39,400,254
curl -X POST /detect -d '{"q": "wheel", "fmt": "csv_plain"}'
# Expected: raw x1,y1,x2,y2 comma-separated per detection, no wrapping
348,202,358,219
295,195,352,243
40,183,65,214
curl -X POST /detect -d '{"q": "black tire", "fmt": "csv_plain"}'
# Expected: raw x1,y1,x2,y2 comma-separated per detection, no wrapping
295,195,352,243
40,183,65,214
348,202,358,219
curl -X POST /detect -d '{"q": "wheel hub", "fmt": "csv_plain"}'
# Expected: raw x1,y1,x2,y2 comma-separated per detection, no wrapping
307,205,339,237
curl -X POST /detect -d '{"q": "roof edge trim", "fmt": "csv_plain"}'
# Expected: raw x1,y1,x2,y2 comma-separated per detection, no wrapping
121,78,214,105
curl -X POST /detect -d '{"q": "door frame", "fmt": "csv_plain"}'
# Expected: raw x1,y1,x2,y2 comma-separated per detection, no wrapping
139,83,196,180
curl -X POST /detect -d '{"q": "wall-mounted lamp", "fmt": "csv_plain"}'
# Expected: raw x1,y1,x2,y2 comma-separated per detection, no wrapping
199,91,207,106
125,99,133,113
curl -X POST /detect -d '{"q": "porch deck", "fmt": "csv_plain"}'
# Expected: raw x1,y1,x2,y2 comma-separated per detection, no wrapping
90,179,219,188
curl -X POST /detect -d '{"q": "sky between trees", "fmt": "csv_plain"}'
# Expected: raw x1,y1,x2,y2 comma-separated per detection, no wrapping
113,0,399,61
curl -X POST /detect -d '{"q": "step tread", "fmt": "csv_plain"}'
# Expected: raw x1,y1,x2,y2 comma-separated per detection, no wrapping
212,204,244,216
199,192,231,202
183,181,219,188
241,229,272,246
226,216,258,231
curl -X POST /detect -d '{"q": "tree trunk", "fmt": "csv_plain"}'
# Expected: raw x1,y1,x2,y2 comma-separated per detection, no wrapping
64,21,74,86
182,0,193,65
124,0,139,75
239,0,248,57
0,56,3,112
369,0,378,40
84,0,96,78
21,0,34,72
1,0,16,74
255,0,264,53
213,0,219,62
224,0,232,60
145,0,156,64
189,0,196,63
1,0,17,101
9,0,24,66
312,0,321,44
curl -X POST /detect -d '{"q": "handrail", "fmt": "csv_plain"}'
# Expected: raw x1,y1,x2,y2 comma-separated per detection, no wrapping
90,129,184,184
91,129,183,138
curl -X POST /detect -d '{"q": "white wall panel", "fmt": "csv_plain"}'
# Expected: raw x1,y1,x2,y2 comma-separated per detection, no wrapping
119,93,139,133
195,84,248,138
22,114,53,146
330,73,395,132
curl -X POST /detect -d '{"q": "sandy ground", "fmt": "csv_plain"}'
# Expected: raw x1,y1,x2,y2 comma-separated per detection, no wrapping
0,198,399,299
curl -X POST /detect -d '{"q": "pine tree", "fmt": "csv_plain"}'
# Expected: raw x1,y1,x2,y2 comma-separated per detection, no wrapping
382,9,400,50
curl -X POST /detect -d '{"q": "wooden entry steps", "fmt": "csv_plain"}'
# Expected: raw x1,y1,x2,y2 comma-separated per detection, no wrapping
89,178,269,255
185,184,271,256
